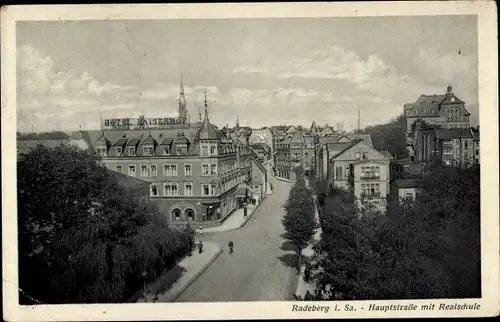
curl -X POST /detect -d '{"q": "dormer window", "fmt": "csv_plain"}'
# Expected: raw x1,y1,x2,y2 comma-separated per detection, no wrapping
128,147,136,156
143,146,154,156
355,152,361,160
176,144,187,155
210,145,217,155
114,147,123,156
97,147,107,156
161,146,170,155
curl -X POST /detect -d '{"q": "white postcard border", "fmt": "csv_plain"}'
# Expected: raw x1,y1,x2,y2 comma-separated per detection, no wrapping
2,2,499,321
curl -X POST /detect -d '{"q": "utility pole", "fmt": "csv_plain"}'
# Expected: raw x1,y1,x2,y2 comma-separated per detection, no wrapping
357,110,360,133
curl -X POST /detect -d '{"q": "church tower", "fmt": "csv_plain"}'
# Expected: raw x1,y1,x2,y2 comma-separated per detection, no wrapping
178,74,188,120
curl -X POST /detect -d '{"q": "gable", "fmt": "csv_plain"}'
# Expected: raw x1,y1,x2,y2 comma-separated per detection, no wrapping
332,141,387,161
337,136,351,143
440,94,465,105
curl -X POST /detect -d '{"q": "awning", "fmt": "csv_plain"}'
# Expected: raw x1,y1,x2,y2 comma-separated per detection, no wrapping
235,183,253,198
199,201,221,207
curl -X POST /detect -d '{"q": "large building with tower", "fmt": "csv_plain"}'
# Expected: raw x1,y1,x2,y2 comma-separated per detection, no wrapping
75,78,253,229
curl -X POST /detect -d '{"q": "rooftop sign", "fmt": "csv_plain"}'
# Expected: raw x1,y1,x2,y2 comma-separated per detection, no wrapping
104,116,187,130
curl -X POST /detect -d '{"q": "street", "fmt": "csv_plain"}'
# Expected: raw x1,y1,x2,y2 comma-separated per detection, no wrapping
175,176,297,302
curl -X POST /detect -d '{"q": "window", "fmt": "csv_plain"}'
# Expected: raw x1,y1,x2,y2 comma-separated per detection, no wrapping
335,166,343,180
140,165,149,177
355,152,361,160
128,147,136,156
363,152,368,160
150,164,157,176
164,182,178,196
163,164,178,176
202,164,210,176
150,184,159,197
161,146,170,155
210,145,217,155
143,146,154,156
97,147,107,156
202,184,211,196
405,192,414,200
210,164,217,175
201,145,209,156
185,209,194,220
184,183,193,196
128,165,136,176
344,166,350,177
184,164,192,176
464,140,469,149
115,165,123,173
114,147,123,156
172,209,182,221
176,144,187,155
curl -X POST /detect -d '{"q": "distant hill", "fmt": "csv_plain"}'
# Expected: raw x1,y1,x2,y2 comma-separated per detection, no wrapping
17,131,70,141
359,114,408,160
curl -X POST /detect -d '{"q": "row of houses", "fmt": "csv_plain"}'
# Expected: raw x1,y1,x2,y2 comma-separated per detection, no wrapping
268,85,480,213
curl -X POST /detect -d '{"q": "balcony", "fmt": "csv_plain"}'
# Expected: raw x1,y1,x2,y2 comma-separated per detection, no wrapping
360,192,381,199
360,175,381,181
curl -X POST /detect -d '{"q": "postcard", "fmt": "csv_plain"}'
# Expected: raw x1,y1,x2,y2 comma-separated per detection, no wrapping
2,2,499,321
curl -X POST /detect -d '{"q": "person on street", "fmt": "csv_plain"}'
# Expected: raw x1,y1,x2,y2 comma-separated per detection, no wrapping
228,240,234,254
304,264,311,282
199,227,203,237
304,290,313,301
198,241,203,254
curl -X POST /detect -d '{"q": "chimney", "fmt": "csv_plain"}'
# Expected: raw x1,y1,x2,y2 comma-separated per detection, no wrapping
447,86,453,94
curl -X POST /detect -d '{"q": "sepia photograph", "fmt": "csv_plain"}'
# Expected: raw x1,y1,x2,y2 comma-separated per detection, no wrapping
2,2,499,321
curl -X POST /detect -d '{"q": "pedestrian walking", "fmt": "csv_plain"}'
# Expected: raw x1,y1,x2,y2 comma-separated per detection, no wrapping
304,264,311,282
228,240,234,254
198,241,203,254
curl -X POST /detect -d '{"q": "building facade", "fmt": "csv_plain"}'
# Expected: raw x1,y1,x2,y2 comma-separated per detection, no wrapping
250,155,269,203
275,130,307,181
415,127,477,167
348,159,391,212
327,140,391,193
389,179,422,203
80,90,252,229
404,85,471,158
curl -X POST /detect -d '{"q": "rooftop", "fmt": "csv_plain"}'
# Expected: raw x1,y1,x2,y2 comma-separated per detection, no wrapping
392,179,423,189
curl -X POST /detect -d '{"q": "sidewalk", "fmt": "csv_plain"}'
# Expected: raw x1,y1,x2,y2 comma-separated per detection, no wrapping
201,201,263,233
295,179,322,299
136,241,222,303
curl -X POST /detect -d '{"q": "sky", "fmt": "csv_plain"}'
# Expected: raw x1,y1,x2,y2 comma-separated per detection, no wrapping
16,16,478,133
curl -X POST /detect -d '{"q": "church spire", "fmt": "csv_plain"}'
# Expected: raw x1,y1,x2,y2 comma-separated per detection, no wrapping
204,91,208,120
100,113,104,133
236,114,240,129
178,74,187,120
194,92,218,141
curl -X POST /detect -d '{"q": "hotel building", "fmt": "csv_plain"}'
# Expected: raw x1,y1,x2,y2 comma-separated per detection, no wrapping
76,80,252,229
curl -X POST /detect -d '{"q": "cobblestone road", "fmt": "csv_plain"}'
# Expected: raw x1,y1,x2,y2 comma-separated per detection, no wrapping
175,177,297,302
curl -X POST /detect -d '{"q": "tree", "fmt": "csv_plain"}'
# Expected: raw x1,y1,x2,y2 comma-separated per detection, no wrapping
281,174,317,274
17,144,190,304
310,165,480,300
17,131,70,141
359,114,408,159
